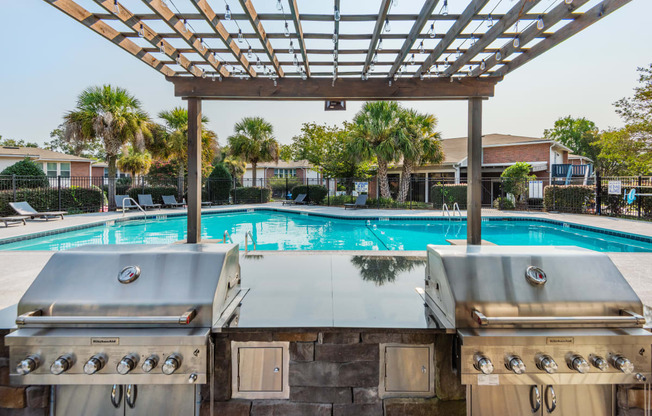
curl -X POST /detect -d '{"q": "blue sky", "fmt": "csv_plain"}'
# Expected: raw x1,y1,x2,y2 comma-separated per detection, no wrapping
1,0,650,147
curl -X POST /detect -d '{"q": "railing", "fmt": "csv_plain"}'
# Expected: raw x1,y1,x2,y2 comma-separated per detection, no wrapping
442,203,451,217
452,202,462,217
122,197,147,218
223,230,233,244
244,230,257,253
551,164,592,178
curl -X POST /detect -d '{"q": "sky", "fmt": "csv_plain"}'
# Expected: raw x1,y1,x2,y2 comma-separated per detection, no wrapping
1,0,651,148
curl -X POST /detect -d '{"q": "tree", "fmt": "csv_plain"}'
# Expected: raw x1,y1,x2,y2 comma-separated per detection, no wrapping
207,163,232,203
63,85,151,209
223,156,246,182
596,128,652,176
45,124,105,160
614,63,652,136
279,144,293,161
501,162,536,204
227,117,278,183
0,137,39,148
543,116,600,165
350,101,402,199
395,109,443,202
117,147,152,180
0,157,49,188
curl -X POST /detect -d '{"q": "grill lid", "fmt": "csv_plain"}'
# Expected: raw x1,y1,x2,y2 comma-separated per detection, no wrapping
16,244,240,328
425,245,644,329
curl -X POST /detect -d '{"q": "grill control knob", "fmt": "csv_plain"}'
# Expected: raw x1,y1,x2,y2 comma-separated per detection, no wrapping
142,355,159,373
50,354,74,375
610,355,634,374
535,354,558,374
589,355,609,371
506,355,526,374
568,354,590,374
83,354,107,375
117,354,139,375
473,353,494,375
162,353,182,375
16,355,40,375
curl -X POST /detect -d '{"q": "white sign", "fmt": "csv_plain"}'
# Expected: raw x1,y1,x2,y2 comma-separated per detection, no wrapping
608,181,622,195
528,180,543,199
477,374,500,386
354,182,369,194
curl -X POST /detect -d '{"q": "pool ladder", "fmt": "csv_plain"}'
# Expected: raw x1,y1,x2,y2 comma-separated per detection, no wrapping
122,197,148,219
244,230,257,253
442,203,462,218
223,230,234,244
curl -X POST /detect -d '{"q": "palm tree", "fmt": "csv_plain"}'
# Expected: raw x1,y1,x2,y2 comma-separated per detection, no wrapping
350,101,402,199
227,117,279,183
395,109,443,202
118,147,152,181
64,85,150,209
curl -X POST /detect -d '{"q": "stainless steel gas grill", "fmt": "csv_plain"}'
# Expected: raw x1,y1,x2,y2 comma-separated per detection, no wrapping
7,243,243,415
424,245,652,416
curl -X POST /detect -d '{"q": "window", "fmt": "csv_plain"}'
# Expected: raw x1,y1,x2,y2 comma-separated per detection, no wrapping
60,163,71,178
46,163,57,178
273,169,296,178
104,168,109,178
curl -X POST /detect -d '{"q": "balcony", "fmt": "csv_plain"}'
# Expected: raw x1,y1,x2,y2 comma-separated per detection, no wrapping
552,164,593,184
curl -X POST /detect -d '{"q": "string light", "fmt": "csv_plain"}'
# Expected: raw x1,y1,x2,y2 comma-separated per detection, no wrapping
113,0,119,14
175,53,181,65
202,69,206,78
293,54,299,66
495,50,501,61
513,37,520,48
276,0,282,11
419,73,424,80
419,41,425,54
301,68,307,80
565,0,573,4
225,5,232,20
442,0,448,16
378,38,383,51
256,57,262,69
238,29,243,43
332,33,338,43
410,54,415,65
388,79,392,87
247,46,253,58
334,5,340,22
284,22,290,37
373,54,379,64
159,41,165,53
384,18,391,33
289,41,294,54
537,15,544,30
480,59,486,71
138,23,144,37
182,19,188,32
486,14,493,28
428,23,435,38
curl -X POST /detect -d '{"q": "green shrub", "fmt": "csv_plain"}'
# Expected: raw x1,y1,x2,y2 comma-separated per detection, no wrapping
430,184,467,208
543,185,594,213
126,186,179,205
269,178,301,199
0,158,49,188
493,197,514,210
328,195,358,206
290,185,328,204
231,187,271,204
0,187,103,216
366,197,430,209
205,164,232,204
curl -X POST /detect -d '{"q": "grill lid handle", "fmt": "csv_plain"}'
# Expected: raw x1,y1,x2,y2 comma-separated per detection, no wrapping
16,308,198,326
472,309,645,328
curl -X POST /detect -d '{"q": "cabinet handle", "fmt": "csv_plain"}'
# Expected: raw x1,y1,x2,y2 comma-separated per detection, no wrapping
545,385,557,413
110,384,122,408
529,385,541,413
126,384,138,408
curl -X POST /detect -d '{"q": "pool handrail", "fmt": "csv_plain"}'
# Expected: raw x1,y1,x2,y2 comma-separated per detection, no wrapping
122,197,148,219
453,202,462,217
223,230,234,244
244,230,257,253
442,204,451,217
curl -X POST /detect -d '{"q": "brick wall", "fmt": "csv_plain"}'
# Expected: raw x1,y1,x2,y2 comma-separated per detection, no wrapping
0,329,49,416
203,329,465,416
483,143,552,165
70,162,90,177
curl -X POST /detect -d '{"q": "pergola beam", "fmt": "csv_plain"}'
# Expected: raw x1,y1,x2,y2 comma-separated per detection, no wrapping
493,0,632,77
239,0,283,77
363,0,393,75
288,0,310,77
167,76,500,100
43,0,175,77
188,0,256,77
121,32,545,41
333,0,341,79
471,0,589,77
415,0,490,77
389,0,440,78
443,0,542,77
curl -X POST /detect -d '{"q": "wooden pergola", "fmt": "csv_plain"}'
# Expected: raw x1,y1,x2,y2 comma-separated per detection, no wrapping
43,0,631,244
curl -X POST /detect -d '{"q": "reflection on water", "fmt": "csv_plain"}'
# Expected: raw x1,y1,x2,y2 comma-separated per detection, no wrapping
350,256,426,286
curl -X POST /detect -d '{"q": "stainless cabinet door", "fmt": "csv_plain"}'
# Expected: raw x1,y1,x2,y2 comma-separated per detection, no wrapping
470,385,542,416
544,385,613,416
124,385,196,416
55,385,124,416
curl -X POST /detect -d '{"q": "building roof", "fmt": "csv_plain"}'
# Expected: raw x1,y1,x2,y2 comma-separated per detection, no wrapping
0,146,93,163
246,160,313,169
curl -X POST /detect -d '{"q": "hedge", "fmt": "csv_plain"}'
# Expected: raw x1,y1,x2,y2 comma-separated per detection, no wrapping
0,158,50,189
269,178,301,199
290,185,328,204
430,184,467,208
125,186,179,205
0,187,103,216
231,187,271,204
543,185,594,213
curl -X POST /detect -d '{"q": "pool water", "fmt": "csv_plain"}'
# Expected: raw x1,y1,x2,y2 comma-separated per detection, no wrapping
1,211,651,252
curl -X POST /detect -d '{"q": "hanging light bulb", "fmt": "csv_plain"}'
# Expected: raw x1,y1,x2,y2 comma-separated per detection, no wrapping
159,41,165,53
301,69,307,80
389,79,392,87
419,41,425,54
391,0,397,8
334,50,338,60
495,50,501,61
410,54,415,65
373,54,378,64
442,0,448,16
513,37,520,48
565,0,573,4
256,57,262,68
370,62,375,71
284,22,290,37
293,53,299,66
334,5,340,22
273,78,278,87
211,73,216,81
238,29,243,43
138,23,144,37
480,59,486,71
384,18,391,33
537,15,544,30
276,0,282,11
225,5,232,20
470,35,476,46
113,0,119,14
429,23,435,39
247,46,252,58
332,33,338,43
456,47,461,58
175,53,182,65
289,41,294,54
378,38,383,50
419,73,424,80
487,14,493,28
202,69,206,78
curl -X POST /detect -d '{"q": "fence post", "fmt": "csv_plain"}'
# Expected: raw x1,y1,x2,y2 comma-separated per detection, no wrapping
57,176,62,211
327,178,330,206
233,178,237,204
12,174,16,202
638,175,642,218
285,177,289,201
595,172,602,216
409,176,413,210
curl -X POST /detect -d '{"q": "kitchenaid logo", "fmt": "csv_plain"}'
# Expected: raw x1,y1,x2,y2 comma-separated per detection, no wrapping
91,337,120,345
546,337,574,344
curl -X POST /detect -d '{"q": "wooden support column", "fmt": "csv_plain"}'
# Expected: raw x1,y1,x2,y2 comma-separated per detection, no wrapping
467,97,482,245
187,97,202,244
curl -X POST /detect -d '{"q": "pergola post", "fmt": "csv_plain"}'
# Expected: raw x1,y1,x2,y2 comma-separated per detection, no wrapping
467,97,482,245
187,97,202,244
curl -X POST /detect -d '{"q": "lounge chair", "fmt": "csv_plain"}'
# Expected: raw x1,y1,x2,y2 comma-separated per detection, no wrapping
9,201,66,220
137,194,161,210
1,215,29,227
115,195,138,211
282,193,307,205
344,194,368,210
162,195,185,208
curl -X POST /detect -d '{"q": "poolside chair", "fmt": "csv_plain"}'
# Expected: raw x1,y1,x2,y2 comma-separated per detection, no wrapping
9,201,66,220
282,193,307,205
1,216,29,227
115,195,138,211
137,194,161,210
344,194,368,210
162,195,185,208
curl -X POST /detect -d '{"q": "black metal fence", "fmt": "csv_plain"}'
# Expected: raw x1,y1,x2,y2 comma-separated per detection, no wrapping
2,173,651,220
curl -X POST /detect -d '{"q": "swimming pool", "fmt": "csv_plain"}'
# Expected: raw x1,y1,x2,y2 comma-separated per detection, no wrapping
1,210,651,252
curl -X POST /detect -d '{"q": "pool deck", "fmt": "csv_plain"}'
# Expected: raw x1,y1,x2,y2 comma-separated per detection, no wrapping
1,203,652,313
